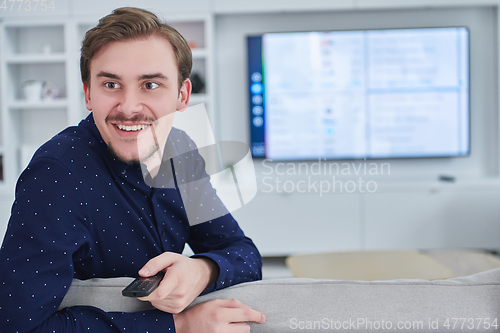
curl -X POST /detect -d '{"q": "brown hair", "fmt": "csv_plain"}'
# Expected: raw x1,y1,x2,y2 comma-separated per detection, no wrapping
80,7,192,90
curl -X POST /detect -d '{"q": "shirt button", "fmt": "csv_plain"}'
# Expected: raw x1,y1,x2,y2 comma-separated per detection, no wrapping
121,170,126,175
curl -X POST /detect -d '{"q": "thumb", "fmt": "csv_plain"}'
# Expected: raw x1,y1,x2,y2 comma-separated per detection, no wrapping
139,252,178,277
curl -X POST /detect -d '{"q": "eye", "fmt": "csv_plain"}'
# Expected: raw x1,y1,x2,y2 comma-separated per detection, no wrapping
144,82,159,90
105,82,121,89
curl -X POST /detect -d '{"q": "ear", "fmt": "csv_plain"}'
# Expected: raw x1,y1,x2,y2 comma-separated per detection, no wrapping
83,82,92,111
176,78,192,112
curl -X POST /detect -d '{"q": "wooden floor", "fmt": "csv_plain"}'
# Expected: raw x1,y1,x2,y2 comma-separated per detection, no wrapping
263,250,500,280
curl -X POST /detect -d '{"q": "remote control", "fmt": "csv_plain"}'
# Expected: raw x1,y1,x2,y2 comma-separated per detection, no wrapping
122,272,164,297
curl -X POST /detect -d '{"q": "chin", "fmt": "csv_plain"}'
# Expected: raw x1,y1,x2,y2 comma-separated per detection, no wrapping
107,144,140,165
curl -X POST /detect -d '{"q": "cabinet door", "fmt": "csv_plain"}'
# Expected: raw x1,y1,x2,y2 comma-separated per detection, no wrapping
231,192,361,256
364,190,500,249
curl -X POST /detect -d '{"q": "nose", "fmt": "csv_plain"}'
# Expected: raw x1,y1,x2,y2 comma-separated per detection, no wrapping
117,87,144,115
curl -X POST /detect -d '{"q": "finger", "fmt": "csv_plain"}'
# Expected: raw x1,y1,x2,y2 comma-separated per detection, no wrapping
222,306,266,324
137,272,178,301
152,272,179,299
139,252,178,277
232,308,266,324
227,322,252,333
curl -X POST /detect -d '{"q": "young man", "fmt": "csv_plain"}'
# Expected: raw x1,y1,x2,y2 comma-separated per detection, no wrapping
0,7,265,333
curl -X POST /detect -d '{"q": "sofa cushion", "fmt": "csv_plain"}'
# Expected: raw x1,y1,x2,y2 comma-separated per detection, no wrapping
58,277,154,313
60,268,500,332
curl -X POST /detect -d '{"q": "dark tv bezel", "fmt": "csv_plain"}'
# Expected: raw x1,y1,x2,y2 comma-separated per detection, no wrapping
247,26,471,162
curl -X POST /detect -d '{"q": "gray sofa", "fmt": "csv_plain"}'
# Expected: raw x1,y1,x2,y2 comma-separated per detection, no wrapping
60,268,500,332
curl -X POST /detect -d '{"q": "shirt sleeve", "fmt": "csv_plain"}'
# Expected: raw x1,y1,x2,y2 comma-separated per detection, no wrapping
0,157,175,333
189,214,263,294
166,133,263,293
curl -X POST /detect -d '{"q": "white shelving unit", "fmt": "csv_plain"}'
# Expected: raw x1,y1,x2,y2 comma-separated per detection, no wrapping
167,14,215,126
72,20,97,124
0,19,72,188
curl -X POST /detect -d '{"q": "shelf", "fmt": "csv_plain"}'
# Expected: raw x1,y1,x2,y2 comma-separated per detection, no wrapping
169,20,205,49
8,99,68,109
4,24,65,56
191,48,208,59
5,53,67,64
5,62,67,102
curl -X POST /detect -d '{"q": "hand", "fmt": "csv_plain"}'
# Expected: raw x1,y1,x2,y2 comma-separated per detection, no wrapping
174,299,266,333
137,252,219,313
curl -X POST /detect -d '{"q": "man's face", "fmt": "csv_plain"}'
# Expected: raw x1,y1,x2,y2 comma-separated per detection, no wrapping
83,35,191,163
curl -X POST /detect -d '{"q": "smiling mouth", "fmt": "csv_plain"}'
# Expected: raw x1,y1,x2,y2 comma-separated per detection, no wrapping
115,124,150,132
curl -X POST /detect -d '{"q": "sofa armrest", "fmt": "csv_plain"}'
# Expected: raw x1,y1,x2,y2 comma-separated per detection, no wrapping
58,277,154,313
60,268,500,332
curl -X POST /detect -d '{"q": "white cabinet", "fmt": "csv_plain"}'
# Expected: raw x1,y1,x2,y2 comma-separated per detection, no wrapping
230,183,500,256
364,188,500,250
231,192,362,256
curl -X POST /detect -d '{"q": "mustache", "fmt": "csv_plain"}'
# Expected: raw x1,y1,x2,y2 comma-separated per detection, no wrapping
105,114,156,123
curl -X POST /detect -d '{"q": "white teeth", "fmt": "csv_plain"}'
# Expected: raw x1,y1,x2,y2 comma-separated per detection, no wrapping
116,124,149,132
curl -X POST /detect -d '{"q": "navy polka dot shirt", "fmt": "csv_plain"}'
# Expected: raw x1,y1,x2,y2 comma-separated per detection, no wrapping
0,114,262,332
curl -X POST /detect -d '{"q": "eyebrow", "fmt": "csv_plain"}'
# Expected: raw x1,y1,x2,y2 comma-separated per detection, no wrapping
139,73,168,80
96,71,168,81
96,71,120,80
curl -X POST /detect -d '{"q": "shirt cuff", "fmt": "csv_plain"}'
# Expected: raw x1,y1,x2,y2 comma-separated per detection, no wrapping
190,252,231,294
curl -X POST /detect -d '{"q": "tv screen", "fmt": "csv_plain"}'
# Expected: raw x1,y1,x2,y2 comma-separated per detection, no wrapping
247,27,470,161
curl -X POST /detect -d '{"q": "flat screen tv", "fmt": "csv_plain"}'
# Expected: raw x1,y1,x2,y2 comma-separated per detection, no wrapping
247,27,470,161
